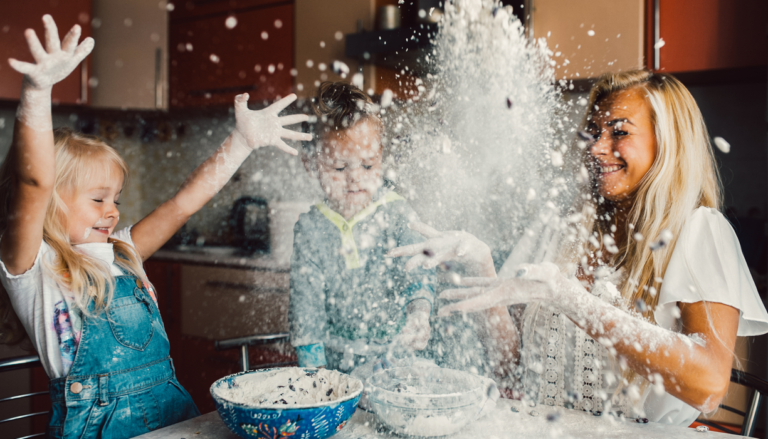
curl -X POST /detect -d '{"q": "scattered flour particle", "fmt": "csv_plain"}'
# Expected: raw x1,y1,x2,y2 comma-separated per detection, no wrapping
713,137,730,153
654,38,665,49
587,30,595,36
381,89,394,108
225,16,238,29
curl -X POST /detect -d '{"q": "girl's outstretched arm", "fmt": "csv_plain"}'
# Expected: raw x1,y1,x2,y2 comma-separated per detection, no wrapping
130,93,311,259
0,15,93,275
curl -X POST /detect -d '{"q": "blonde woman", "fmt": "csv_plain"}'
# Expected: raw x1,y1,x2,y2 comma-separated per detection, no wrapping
0,16,310,438
388,70,768,425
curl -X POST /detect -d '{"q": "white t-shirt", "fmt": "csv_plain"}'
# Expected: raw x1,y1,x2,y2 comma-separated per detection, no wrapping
503,206,768,426
0,227,148,378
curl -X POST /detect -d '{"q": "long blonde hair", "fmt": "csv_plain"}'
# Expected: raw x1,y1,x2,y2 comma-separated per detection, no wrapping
0,128,147,343
567,70,722,408
578,70,721,316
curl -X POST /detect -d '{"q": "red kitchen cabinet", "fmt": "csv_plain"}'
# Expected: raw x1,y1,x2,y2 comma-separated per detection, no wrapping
169,2,294,108
648,0,768,74
0,0,92,104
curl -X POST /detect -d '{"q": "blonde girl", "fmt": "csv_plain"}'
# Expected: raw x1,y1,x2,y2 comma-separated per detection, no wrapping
387,70,768,425
0,15,310,438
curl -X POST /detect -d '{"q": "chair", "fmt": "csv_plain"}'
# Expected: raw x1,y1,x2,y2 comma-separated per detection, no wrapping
214,332,297,372
0,355,48,439
696,368,768,437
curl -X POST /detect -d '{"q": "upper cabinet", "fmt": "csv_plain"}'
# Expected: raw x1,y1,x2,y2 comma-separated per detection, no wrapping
168,0,293,108
532,0,768,82
0,0,92,104
89,0,168,109
649,0,768,74
295,0,376,99
531,0,645,81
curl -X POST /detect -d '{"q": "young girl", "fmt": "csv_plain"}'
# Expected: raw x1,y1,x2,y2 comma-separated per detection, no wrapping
388,70,768,425
0,16,311,438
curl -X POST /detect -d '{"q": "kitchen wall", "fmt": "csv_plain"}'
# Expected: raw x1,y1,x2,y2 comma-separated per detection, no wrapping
0,79,765,247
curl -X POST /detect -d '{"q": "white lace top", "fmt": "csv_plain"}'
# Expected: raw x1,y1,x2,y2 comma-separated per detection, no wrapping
501,207,768,426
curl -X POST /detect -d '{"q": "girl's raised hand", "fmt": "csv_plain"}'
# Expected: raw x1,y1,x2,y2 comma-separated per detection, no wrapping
8,15,94,90
232,93,312,155
386,222,496,277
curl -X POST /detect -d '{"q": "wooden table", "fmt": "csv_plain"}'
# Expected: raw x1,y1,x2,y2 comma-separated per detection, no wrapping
135,399,742,439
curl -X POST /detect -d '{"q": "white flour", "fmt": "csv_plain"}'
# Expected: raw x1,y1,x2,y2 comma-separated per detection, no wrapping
215,368,361,407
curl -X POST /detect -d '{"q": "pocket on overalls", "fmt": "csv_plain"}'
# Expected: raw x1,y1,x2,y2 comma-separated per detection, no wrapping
107,295,154,350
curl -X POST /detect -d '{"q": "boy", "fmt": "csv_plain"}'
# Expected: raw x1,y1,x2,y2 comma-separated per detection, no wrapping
289,82,436,372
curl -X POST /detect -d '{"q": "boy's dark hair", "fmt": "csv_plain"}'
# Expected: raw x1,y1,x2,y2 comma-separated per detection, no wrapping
302,81,380,155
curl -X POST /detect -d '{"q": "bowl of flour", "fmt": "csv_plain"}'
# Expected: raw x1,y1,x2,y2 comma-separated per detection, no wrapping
211,367,363,439
365,366,499,437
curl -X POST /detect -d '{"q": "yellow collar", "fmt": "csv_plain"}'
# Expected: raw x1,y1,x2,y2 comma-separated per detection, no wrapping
316,191,404,269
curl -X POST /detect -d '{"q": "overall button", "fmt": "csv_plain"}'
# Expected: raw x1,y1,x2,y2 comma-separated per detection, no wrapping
70,382,83,394
136,279,143,289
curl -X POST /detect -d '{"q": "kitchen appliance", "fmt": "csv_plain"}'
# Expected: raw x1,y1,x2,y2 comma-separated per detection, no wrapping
231,196,270,254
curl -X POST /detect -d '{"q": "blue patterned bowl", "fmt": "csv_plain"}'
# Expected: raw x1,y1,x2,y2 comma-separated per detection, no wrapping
211,368,363,439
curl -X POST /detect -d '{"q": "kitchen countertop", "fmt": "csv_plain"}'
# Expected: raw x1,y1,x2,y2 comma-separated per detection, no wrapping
134,399,738,439
150,247,289,272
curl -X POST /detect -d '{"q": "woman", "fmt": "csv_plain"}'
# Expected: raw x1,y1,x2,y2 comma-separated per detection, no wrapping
387,70,768,425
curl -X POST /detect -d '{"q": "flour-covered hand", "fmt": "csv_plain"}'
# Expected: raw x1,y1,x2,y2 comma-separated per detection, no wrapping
9,15,94,90
386,222,495,277
232,93,312,155
437,262,578,316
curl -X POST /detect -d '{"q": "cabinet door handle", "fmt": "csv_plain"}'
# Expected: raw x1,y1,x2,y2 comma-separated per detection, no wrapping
205,280,287,294
653,0,660,70
80,62,88,104
155,47,163,109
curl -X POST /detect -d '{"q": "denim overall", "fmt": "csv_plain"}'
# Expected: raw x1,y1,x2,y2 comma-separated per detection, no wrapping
48,274,200,438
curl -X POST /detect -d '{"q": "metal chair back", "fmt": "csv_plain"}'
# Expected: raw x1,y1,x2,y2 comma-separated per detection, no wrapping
214,332,296,371
0,355,48,439
697,368,768,436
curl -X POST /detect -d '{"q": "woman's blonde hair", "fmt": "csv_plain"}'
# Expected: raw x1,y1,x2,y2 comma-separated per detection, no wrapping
0,128,147,343
581,70,721,315
567,70,722,409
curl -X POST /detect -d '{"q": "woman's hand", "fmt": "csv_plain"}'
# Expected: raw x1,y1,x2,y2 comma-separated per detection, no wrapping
386,222,496,277
438,262,568,316
231,93,312,155
9,15,93,91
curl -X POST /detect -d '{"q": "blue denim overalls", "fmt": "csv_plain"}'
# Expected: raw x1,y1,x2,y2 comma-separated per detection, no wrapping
48,274,200,438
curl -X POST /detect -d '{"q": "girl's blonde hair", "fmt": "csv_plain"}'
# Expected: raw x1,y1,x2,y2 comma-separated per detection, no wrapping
581,70,721,316
0,128,146,343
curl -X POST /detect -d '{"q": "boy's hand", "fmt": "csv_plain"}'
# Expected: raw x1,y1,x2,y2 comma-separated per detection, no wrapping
232,93,312,155
396,301,431,351
8,15,94,90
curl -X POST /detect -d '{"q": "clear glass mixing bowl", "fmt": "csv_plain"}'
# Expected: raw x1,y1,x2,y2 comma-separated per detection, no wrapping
365,366,499,437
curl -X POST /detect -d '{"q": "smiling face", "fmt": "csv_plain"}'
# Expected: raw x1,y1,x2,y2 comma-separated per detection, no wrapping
59,163,124,245
586,87,658,204
309,118,383,219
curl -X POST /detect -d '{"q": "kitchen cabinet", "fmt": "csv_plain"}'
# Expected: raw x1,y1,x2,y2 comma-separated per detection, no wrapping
169,1,294,108
530,0,645,81
295,0,377,98
0,0,92,104
648,0,768,75
144,257,295,412
89,0,168,109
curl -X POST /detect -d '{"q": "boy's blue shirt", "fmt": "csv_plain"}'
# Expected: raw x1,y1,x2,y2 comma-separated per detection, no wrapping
289,190,436,369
